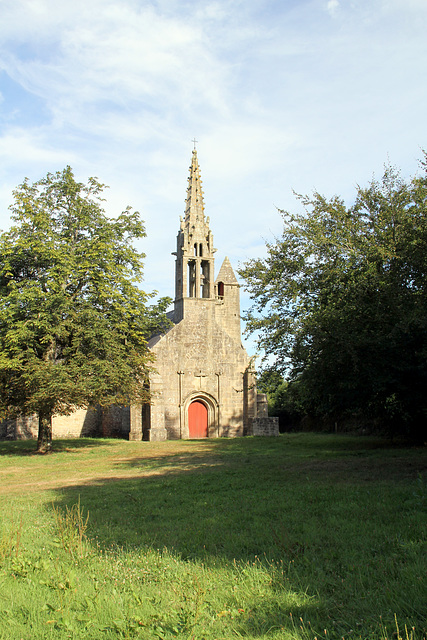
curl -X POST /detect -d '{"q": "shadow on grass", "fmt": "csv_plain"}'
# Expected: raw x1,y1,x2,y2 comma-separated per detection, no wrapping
50,444,323,637
48,435,426,637
49,434,427,560
52,457,277,559
0,437,118,456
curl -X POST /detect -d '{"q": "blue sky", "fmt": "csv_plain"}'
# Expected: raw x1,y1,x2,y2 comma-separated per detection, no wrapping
1,0,426,353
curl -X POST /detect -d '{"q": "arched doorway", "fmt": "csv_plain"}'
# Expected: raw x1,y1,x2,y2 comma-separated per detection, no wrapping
188,400,208,438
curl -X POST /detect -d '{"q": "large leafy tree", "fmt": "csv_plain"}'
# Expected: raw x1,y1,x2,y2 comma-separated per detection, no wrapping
0,167,170,452
240,159,427,440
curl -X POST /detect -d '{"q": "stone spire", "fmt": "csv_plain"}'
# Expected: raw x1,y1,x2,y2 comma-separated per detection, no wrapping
184,149,205,223
216,256,239,285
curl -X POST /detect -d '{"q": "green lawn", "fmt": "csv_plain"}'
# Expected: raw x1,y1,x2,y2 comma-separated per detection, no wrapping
0,433,425,639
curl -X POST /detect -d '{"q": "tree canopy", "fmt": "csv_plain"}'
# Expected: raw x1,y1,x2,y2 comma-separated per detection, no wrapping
240,159,427,440
0,167,170,451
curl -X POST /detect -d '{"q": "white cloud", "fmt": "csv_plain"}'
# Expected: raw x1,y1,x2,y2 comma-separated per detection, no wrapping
1,1,231,124
0,127,75,167
326,0,340,16
381,0,427,12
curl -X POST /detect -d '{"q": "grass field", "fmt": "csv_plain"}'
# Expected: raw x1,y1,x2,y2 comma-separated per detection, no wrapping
0,433,425,639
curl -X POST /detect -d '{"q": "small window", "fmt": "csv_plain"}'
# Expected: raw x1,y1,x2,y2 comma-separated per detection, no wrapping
218,281,224,299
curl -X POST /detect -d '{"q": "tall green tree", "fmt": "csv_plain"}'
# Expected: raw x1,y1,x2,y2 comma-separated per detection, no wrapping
0,167,170,452
240,159,427,440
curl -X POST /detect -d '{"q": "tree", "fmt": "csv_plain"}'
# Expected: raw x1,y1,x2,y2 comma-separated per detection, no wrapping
0,167,171,452
240,159,427,440
257,369,305,431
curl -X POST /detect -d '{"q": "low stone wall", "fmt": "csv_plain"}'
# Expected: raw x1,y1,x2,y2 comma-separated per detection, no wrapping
1,414,38,439
0,405,130,440
2,408,280,440
251,417,279,436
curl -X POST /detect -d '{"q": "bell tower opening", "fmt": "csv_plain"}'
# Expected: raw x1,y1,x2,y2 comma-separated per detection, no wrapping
201,260,211,298
188,260,196,297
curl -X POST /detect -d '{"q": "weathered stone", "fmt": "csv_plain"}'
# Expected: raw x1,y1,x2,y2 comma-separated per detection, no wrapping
251,417,280,437
140,149,276,440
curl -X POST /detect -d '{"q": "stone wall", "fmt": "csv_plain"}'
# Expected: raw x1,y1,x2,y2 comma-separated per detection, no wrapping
0,405,130,440
148,299,256,441
250,417,280,437
256,393,269,417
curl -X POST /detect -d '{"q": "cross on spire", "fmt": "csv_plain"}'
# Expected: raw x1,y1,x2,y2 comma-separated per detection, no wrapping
192,138,198,150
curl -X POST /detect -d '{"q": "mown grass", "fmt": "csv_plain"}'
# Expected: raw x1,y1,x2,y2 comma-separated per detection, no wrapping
0,433,425,639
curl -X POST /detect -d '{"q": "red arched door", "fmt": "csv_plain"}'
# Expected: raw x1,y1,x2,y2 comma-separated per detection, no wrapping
188,400,208,438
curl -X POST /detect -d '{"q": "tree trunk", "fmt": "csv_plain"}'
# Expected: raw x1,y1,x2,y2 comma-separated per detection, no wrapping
37,410,53,453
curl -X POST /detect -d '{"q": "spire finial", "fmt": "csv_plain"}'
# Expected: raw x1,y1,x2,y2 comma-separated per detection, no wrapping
192,138,198,150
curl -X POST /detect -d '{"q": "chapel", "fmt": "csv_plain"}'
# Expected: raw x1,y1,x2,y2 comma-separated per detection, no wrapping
131,148,278,441
1,148,278,440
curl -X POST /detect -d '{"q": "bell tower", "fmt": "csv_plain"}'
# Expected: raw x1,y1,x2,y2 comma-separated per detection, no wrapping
173,148,216,322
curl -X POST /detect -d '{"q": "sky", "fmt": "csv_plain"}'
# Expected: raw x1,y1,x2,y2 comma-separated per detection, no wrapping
1,0,426,355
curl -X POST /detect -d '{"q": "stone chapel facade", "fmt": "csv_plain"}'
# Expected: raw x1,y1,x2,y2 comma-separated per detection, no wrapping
137,149,264,441
1,149,278,440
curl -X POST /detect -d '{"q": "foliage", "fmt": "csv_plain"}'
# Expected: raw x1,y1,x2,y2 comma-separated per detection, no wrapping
51,497,89,559
257,369,302,430
0,435,425,639
0,167,171,451
240,159,427,439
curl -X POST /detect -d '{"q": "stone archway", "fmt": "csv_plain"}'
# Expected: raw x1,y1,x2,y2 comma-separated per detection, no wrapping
183,391,219,439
